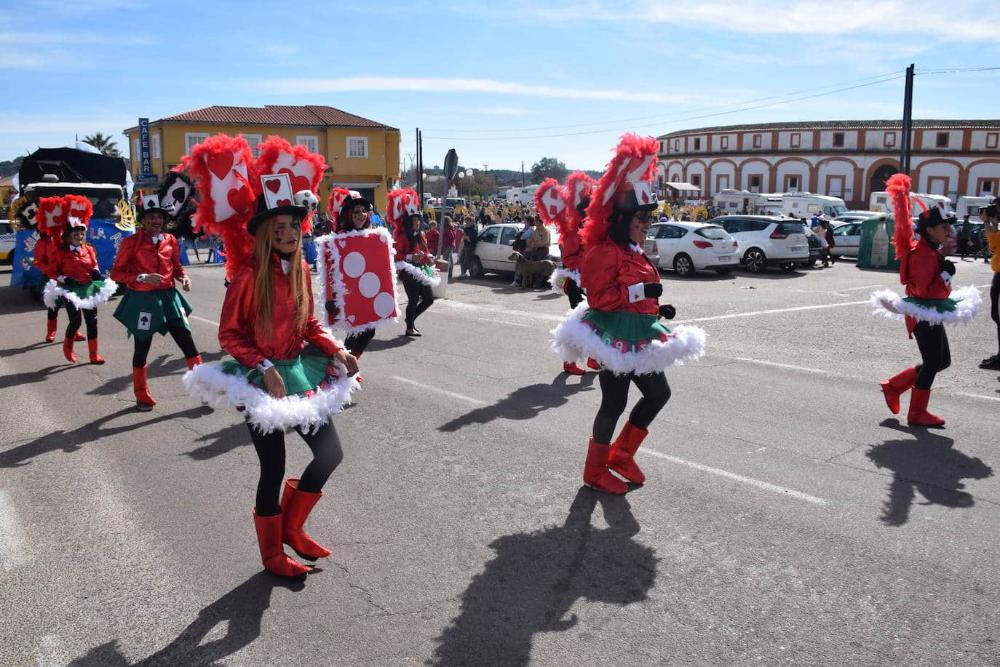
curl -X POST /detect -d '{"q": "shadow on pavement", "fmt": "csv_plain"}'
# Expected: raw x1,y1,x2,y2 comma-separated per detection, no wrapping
0,406,208,469
0,340,51,359
85,350,226,397
438,372,596,432
366,336,415,353
67,572,304,666
0,362,84,391
429,487,657,665
181,422,248,460
867,420,993,526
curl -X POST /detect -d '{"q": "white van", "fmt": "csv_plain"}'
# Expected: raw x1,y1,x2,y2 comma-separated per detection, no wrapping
956,195,992,221
869,191,954,217
781,192,848,219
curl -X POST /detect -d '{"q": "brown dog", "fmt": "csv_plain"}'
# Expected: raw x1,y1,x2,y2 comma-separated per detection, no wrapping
509,251,555,289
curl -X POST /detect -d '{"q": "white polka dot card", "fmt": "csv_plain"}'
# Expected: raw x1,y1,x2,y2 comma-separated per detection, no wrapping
316,228,399,333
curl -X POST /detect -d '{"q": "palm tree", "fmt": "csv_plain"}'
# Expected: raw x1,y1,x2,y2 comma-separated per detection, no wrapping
82,132,121,157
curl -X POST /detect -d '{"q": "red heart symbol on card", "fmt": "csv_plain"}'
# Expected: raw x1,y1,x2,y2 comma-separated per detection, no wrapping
549,204,557,215
276,198,291,207
207,152,235,180
279,169,311,194
265,178,282,194
227,186,252,216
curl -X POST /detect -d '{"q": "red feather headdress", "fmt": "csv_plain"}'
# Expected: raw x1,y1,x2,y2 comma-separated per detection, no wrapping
583,134,659,249
534,178,569,234
564,171,596,235
327,187,352,228
256,135,327,234
36,196,69,238
386,188,421,232
64,194,94,229
886,173,913,284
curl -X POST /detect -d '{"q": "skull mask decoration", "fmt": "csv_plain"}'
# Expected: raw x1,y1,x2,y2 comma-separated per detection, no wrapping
294,190,320,213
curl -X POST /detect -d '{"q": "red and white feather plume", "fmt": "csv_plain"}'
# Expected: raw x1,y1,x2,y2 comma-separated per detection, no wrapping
327,187,352,229
886,173,913,284
256,136,327,234
583,134,659,249
64,194,94,228
386,188,421,230
564,171,596,235
36,196,69,239
534,178,569,233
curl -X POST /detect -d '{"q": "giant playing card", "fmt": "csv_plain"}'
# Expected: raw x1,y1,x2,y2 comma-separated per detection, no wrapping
316,228,399,333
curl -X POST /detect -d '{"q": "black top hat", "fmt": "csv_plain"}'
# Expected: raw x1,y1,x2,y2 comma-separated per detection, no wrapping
248,173,307,236
916,205,955,232
138,193,171,220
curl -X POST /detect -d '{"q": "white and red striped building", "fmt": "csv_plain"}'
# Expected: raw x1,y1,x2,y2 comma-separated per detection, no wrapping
658,120,1000,207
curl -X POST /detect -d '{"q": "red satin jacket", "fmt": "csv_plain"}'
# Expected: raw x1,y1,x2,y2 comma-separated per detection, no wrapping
560,232,584,272
34,236,58,279
394,232,433,265
110,230,185,291
51,244,98,284
219,256,342,369
581,240,660,315
903,237,951,335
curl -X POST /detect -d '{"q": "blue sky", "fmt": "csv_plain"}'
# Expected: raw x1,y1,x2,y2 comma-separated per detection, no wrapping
2,0,999,171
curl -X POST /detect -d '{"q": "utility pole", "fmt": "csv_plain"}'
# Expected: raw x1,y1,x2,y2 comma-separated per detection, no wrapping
416,128,424,205
899,63,915,175
521,161,525,187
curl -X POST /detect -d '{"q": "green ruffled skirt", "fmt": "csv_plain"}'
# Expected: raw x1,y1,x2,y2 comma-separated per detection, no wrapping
113,289,192,340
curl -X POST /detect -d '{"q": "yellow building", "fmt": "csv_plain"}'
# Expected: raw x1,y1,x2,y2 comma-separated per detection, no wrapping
123,104,401,209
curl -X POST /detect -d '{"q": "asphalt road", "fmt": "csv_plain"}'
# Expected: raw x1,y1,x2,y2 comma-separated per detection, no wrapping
1,256,999,666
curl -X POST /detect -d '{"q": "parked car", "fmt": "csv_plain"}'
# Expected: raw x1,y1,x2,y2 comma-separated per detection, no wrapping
801,227,823,267
711,215,810,273
0,219,14,265
467,223,561,278
646,221,740,276
834,211,878,224
831,220,864,258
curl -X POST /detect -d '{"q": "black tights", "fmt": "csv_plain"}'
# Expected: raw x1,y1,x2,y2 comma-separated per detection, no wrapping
47,305,60,321
132,323,199,367
593,370,671,444
991,272,1000,356
345,328,376,357
565,280,585,310
400,271,434,328
913,322,951,389
65,304,97,339
247,421,344,516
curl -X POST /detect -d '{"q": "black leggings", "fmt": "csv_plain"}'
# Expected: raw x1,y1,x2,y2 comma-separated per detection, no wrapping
913,322,951,389
47,305,60,321
344,328,376,357
132,323,199,367
565,279,585,310
65,304,98,339
991,272,1000,356
247,421,344,516
592,370,671,444
400,271,434,327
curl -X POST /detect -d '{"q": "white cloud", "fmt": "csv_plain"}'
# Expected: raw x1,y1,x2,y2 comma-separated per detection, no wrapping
258,76,703,104
466,106,534,116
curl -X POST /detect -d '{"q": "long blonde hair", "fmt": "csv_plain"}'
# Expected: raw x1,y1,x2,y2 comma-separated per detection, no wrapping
252,217,309,338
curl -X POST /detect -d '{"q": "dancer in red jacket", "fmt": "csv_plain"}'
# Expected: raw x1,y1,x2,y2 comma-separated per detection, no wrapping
873,174,981,426
392,192,438,337
33,197,83,343
111,193,202,410
552,135,706,494
183,172,359,579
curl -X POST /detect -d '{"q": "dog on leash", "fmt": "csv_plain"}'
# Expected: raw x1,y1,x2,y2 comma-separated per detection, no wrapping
509,251,555,289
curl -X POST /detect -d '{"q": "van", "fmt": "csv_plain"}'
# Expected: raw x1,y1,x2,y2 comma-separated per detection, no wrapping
781,192,848,219
869,191,954,217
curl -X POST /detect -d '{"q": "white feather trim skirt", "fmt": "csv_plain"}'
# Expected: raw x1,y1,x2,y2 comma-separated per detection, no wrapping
870,285,981,326
43,278,118,310
549,267,581,290
551,303,706,375
395,261,441,287
182,353,360,434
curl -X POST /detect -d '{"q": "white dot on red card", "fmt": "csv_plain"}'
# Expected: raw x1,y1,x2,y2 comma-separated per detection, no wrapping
343,251,365,278
374,292,395,318
359,272,380,297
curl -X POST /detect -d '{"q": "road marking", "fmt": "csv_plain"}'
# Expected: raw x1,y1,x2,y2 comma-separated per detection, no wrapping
730,357,831,375
675,299,870,324
953,391,1000,403
389,376,486,405
477,317,530,328
189,314,220,327
437,298,566,323
639,449,829,506
793,284,885,294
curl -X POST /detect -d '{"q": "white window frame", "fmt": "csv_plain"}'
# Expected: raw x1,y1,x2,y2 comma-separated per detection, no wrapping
296,135,319,154
244,134,263,157
987,132,999,149
185,132,210,154
346,136,368,158
131,136,140,161
720,136,729,149
151,133,161,160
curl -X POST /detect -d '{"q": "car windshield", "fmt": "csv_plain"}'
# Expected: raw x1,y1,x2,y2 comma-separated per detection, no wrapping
825,204,849,217
778,222,806,235
695,226,728,240
647,226,661,239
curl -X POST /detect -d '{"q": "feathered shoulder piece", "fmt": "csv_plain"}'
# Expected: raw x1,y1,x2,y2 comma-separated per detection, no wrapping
186,134,257,276
534,178,569,233
387,188,421,231
36,196,69,238
564,171,596,234
886,172,913,283
583,134,659,248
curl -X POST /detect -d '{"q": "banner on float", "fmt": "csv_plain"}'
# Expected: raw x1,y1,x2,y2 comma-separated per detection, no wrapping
316,228,399,334
9,219,134,288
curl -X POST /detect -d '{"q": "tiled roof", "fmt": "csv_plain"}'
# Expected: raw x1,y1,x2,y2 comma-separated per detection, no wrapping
133,105,397,130
659,119,1000,138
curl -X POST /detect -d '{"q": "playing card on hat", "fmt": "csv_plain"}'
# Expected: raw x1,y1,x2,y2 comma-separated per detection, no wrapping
260,173,294,210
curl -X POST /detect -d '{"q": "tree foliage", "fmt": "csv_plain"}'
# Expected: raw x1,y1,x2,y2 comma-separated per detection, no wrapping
530,157,568,184
82,132,121,157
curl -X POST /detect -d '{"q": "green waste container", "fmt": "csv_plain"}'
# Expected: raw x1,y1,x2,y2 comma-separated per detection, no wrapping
856,214,901,271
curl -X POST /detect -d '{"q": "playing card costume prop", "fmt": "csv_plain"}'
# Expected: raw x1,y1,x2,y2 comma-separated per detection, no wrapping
315,229,399,334
873,173,980,427
182,170,358,434
388,188,440,288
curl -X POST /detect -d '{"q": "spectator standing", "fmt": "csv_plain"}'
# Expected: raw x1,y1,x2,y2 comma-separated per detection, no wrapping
980,206,1000,369
524,215,551,261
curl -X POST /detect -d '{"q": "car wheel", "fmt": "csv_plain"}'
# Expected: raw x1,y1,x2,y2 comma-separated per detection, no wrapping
469,256,484,279
673,253,694,277
743,248,766,273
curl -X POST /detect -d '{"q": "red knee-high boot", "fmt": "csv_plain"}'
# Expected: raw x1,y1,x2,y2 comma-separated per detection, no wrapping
63,336,77,363
280,479,332,560
608,422,648,485
907,387,945,427
133,367,156,411
583,438,627,495
563,361,586,375
880,366,917,415
87,338,105,364
253,510,312,578
74,331,85,342
45,319,57,342
185,354,203,370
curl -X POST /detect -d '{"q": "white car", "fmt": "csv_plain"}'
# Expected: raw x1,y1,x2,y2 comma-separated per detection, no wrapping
0,219,14,265
712,215,810,273
831,220,864,258
467,223,561,278
646,221,740,276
